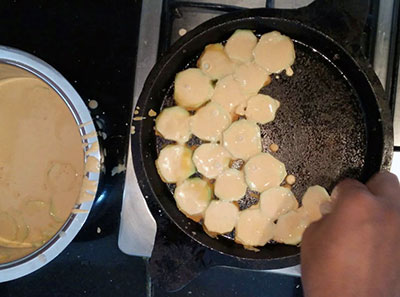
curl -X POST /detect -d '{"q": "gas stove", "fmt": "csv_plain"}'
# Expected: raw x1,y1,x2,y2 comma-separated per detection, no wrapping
119,0,400,292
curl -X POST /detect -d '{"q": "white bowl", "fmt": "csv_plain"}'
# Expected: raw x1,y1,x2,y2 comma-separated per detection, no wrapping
0,46,100,282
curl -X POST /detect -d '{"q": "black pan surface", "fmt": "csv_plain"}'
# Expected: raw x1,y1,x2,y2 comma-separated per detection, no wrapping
132,9,392,268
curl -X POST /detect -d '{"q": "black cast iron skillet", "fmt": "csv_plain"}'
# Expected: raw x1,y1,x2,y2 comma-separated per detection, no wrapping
132,1,393,269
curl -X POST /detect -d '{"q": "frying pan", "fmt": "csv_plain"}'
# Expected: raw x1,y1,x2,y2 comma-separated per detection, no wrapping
132,1,393,269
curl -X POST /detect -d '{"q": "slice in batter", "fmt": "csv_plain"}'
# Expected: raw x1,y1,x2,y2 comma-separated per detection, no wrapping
0,212,18,241
9,210,29,242
174,178,212,222
253,31,295,74
302,185,331,222
21,200,52,244
222,119,262,161
174,68,214,110
224,29,258,64
245,94,280,124
155,106,191,143
156,144,195,183
192,143,231,179
260,187,298,221
214,168,247,201
233,62,271,96
204,200,239,234
244,153,287,192
274,209,309,245
235,208,275,247
211,75,249,114
190,102,231,142
197,43,235,80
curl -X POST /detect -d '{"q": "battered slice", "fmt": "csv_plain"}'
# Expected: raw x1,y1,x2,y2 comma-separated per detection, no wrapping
224,29,258,64
0,212,17,242
174,68,214,110
245,94,280,124
302,185,331,222
204,200,239,234
156,144,195,183
222,119,262,161
233,62,271,96
274,209,309,245
253,31,295,74
235,208,275,247
155,106,191,143
8,210,29,243
197,43,235,80
260,187,298,221
190,101,231,142
214,168,247,201
244,153,287,192
174,178,212,222
211,75,248,114
192,143,231,179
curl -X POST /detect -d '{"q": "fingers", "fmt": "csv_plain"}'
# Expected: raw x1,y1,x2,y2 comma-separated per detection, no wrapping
366,171,400,205
331,178,371,207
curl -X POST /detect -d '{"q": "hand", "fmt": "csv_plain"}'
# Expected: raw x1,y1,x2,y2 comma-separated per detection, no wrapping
301,171,400,297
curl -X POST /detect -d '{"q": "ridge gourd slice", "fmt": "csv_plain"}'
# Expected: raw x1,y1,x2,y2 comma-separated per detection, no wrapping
155,106,191,143
225,29,258,64
156,144,195,183
253,31,295,74
245,94,280,124
190,101,231,142
197,43,235,80
222,119,262,161
192,143,231,179
302,185,331,222
174,178,212,222
260,187,298,220
235,208,275,247
204,200,239,234
214,168,247,201
233,62,271,96
244,153,287,192
174,68,214,110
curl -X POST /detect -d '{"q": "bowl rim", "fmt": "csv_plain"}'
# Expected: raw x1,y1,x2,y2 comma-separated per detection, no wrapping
0,46,100,282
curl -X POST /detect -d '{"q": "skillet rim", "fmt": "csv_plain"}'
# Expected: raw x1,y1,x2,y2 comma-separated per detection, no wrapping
132,8,393,267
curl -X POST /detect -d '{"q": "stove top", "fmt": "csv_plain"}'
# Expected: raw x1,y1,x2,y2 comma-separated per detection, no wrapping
121,0,400,293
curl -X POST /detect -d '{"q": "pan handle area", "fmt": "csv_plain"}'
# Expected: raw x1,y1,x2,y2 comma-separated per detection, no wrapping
275,0,369,57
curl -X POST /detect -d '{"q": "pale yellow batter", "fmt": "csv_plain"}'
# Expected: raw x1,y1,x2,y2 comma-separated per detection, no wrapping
274,209,310,245
214,168,247,201
174,68,214,110
0,77,84,263
245,94,280,124
197,43,235,80
253,31,296,74
156,106,191,143
211,75,248,114
204,200,239,234
235,208,275,247
190,102,231,142
222,119,262,161
244,153,287,192
260,187,298,220
174,178,212,222
233,62,271,96
224,29,258,64
192,143,231,179
302,185,331,222
156,144,195,183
